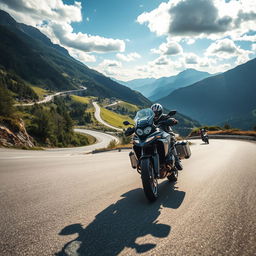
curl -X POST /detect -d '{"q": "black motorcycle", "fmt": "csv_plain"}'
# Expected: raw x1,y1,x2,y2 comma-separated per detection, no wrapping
202,132,209,144
124,108,190,202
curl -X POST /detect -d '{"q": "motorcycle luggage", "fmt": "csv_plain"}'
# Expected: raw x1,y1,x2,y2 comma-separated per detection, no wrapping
175,141,191,159
129,151,138,169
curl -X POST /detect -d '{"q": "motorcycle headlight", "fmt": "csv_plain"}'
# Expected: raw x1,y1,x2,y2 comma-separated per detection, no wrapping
144,126,152,135
136,128,143,136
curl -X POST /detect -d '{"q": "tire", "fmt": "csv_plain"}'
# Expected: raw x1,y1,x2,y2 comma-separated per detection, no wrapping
141,158,158,202
167,168,178,182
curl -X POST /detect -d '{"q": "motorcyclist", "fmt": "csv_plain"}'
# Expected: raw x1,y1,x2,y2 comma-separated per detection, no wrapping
151,103,183,171
199,128,208,140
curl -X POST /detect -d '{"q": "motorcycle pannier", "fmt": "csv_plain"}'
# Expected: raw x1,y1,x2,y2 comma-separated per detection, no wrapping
129,151,138,169
175,141,191,159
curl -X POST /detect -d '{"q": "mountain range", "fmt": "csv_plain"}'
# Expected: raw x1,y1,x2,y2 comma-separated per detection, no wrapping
0,10,150,106
159,58,256,130
119,69,213,101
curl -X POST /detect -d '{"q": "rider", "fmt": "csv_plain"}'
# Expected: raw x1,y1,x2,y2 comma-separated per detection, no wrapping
151,103,183,170
199,128,208,140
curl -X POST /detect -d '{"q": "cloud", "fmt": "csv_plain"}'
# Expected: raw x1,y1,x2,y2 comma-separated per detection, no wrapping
116,52,141,62
137,0,256,40
137,1,171,36
51,23,125,53
206,38,252,59
185,53,198,64
252,44,256,51
0,0,82,24
68,48,96,63
151,39,183,55
169,0,233,36
0,0,126,54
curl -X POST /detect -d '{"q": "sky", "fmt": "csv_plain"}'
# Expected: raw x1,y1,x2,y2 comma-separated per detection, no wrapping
0,0,256,81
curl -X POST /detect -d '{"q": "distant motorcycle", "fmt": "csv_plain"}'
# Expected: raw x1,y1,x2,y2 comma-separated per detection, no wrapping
124,108,191,202
202,132,209,144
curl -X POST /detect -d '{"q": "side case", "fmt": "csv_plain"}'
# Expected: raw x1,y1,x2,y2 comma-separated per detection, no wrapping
175,141,191,159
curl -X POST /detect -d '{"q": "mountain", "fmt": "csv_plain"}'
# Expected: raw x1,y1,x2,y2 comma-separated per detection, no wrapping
0,10,150,106
159,58,256,130
117,78,157,90
148,69,213,101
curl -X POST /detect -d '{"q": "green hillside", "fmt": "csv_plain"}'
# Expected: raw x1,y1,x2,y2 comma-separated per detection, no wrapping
0,10,150,107
159,58,256,130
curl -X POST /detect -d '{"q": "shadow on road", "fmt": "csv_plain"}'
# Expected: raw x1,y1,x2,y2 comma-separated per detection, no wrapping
55,182,185,256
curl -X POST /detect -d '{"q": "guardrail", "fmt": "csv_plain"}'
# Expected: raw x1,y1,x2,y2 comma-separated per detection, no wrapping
188,135,256,141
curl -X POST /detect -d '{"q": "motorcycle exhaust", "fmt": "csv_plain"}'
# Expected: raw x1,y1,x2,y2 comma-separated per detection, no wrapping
129,151,138,169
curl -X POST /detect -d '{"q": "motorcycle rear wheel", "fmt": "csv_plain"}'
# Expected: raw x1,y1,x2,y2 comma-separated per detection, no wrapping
141,158,158,202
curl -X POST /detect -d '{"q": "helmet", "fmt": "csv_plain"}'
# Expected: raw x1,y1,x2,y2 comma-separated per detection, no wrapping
151,103,163,120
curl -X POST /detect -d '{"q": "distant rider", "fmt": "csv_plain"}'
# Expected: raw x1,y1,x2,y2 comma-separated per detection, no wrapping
151,103,183,170
199,128,208,140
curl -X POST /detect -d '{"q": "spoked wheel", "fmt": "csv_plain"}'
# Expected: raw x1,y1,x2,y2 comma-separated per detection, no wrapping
141,158,158,202
167,168,178,182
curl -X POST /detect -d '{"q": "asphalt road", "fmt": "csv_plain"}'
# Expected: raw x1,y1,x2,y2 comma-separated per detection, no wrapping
0,139,255,256
92,102,123,131
15,87,87,106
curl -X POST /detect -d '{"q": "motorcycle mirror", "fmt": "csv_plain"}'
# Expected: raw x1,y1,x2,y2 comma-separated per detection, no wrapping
168,110,177,116
123,121,130,126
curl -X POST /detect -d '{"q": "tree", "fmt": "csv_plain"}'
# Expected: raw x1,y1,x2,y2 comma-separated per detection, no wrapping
0,84,14,117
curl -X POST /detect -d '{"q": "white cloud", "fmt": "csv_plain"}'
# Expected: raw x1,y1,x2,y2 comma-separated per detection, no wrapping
252,44,256,52
206,38,252,59
137,0,256,40
68,48,96,63
51,23,125,53
0,0,126,54
185,53,198,64
0,0,82,25
137,1,171,36
116,52,141,62
151,39,183,55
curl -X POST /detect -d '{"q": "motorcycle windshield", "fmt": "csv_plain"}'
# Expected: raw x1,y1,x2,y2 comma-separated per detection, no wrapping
134,108,154,127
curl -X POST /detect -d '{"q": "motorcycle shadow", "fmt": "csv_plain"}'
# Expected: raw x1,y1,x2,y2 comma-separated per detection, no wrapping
55,182,185,256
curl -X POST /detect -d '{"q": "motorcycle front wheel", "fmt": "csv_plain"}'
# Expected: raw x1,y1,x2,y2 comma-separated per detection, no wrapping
141,158,158,202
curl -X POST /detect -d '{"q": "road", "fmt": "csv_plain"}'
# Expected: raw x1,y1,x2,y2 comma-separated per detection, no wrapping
0,139,255,256
15,87,87,106
93,102,123,131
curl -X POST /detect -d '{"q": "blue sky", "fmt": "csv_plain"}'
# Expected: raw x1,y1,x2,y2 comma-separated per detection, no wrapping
0,0,256,81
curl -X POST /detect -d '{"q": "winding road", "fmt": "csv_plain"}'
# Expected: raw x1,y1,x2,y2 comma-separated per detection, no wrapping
0,139,255,256
15,87,87,107
93,101,123,131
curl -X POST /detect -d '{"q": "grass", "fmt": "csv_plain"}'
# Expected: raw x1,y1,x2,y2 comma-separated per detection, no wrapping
76,132,97,145
116,101,139,112
100,107,134,129
71,95,95,105
31,86,48,100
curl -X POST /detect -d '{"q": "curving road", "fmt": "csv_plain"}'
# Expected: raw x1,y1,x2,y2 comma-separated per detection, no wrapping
15,87,87,107
93,101,123,131
0,139,255,256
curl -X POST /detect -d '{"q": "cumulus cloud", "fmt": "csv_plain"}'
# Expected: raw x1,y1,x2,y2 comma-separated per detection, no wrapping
68,48,96,63
206,38,252,59
151,39,183,55
137,0,256,40
185,53,198,64
51,23,125,53
116,52,141,62
0,0,82,25
0,0,126,54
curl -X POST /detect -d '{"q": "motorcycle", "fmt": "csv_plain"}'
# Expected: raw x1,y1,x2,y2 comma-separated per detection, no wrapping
124,108,191,202
202,132,209,144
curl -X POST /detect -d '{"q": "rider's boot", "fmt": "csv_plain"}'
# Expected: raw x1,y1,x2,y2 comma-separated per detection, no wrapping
175,156,183,170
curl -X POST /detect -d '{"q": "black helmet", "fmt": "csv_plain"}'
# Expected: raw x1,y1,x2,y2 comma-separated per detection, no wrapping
151,103,163,120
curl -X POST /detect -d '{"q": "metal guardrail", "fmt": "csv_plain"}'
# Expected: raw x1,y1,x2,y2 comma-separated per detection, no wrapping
188,135,256,141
